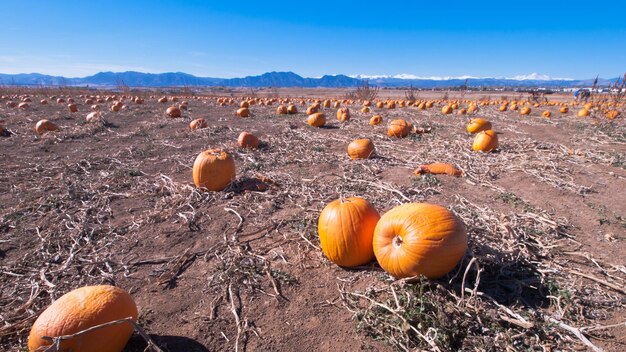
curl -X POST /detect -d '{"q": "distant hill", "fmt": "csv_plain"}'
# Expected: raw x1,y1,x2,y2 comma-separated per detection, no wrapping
0,71,619,88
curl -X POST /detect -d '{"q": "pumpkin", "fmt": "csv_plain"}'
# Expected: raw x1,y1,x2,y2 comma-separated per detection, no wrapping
577,108,590,117
323,100,331,108
236,107,250,117
362,100,372,107
370,115,383,126
276,105,288,114
510,104,518,111
387,119,411,138
237,131,259,149
386,101,396,109
376,101,384,108
606,109,620,119
318,197,381,267
467,104,478,114
457,108,467,115
57,98,66,104
520,106,531,115
414,163,462,177
559,106,569,113
68,103,78,112
499,104,508,112
40,99,48,105
166,106,181,118
306,105,319,115
85,112,101,123
192,149,236,191
110,102,123,112
542,111,551,118
347,139,375,159
307,112,326,127
441,105,453,114
35,120,59,135
472,129,498,152
189,118,208,130
18,102,29,109
287,104,298,114
466,118,492,134
27,285,137,352
373,203,467,279
333,101,341,108
158,97,168,103
336,107,350,122
361,106,370,113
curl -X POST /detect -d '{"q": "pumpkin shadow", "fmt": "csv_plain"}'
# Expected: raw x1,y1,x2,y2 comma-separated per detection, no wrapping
319,125,339,130
229,176,272,194
125,334,208,352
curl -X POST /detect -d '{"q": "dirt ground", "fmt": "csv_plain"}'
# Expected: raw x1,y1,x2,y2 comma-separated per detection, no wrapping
1,89,625,351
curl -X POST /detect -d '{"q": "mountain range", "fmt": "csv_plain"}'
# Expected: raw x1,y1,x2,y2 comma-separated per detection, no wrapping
0,71,618,88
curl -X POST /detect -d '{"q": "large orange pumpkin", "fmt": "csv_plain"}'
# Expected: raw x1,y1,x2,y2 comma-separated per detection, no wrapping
236,107,250,117
336,107,350,122
387,119,411,138
441,105,453,114
28,285,138,352
559,106,569,113
373,203,467,279
307,112,326,127
520,106,531,115
369,115,383,125
577,108,590,117
287,104,298,114
166,106,181,118
35,120,59,135
276,105,288,114
466,118,492,134
189,118,208,130
237,131,259,149
318,197,381,267
347,138,375,159
192,149,236,191
472,129,499,152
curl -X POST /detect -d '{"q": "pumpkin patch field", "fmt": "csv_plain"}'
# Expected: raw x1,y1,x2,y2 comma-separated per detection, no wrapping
1,89,625,351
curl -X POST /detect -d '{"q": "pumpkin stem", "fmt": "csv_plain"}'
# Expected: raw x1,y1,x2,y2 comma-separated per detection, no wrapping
392,235,403,248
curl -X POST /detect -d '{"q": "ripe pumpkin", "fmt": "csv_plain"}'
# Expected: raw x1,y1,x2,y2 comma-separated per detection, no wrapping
370,115,383,126
306,105,319,115
577,108,590,117
237,131,259,149
466,118,492,134
236,107,250,117
373,203,467,279
559,106,569,113
414,163,462,177
85,112,101,123
457,108,467,115
110,102,123,112
287,104,298,114
520,106,531,115
606,109,620,119
376,101,384,108
347,138,375,159
441,105,453,114
35,120,59,135
336,107,350,122
40,99,48,105
158,97,168,103
307,112,326,127
18,102,29,109
387,119,411,138
472,129,498,152
361,106,370,113
166,106,182,118
499,104,508,112
276,105,288,114
67,104,78,113
28,285,138,352
318,197,381,267
542,111,551,118
189,118,208,130
192,149,236,191
362,100,372,107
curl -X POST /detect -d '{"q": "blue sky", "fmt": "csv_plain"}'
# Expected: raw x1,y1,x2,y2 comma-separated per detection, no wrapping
1,0,625,79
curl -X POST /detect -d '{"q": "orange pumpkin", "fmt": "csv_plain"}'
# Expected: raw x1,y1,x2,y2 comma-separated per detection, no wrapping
559,106,569,113
441,105,453,114
85,112,101,123
158,97,168,103
192,149,236,191
166,106,181,118
237,131,259,149
287,104,298,114
369,115,383,126
542,111,551,118
28,285,137,352
318,197,381,267
236,107,250,117
347,139,375,159
189,118,208,130
520,106,531,115
307,112,326,127
276,105,288,114
110,102,123,112
240,101,249,108
387,119,411,138
466,118,492,134
499,104,508,112
306,105,319,115
376,101,384,108
18,102,29,109
472,129,499,152
373,203,467,279
414,163,462,177
35,120,59,135
577,108,590,117
361,106,370,113
336,107,350,122
40,99,48,105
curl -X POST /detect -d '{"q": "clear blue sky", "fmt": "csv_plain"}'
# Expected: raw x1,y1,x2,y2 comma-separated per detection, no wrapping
1,0,625,79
